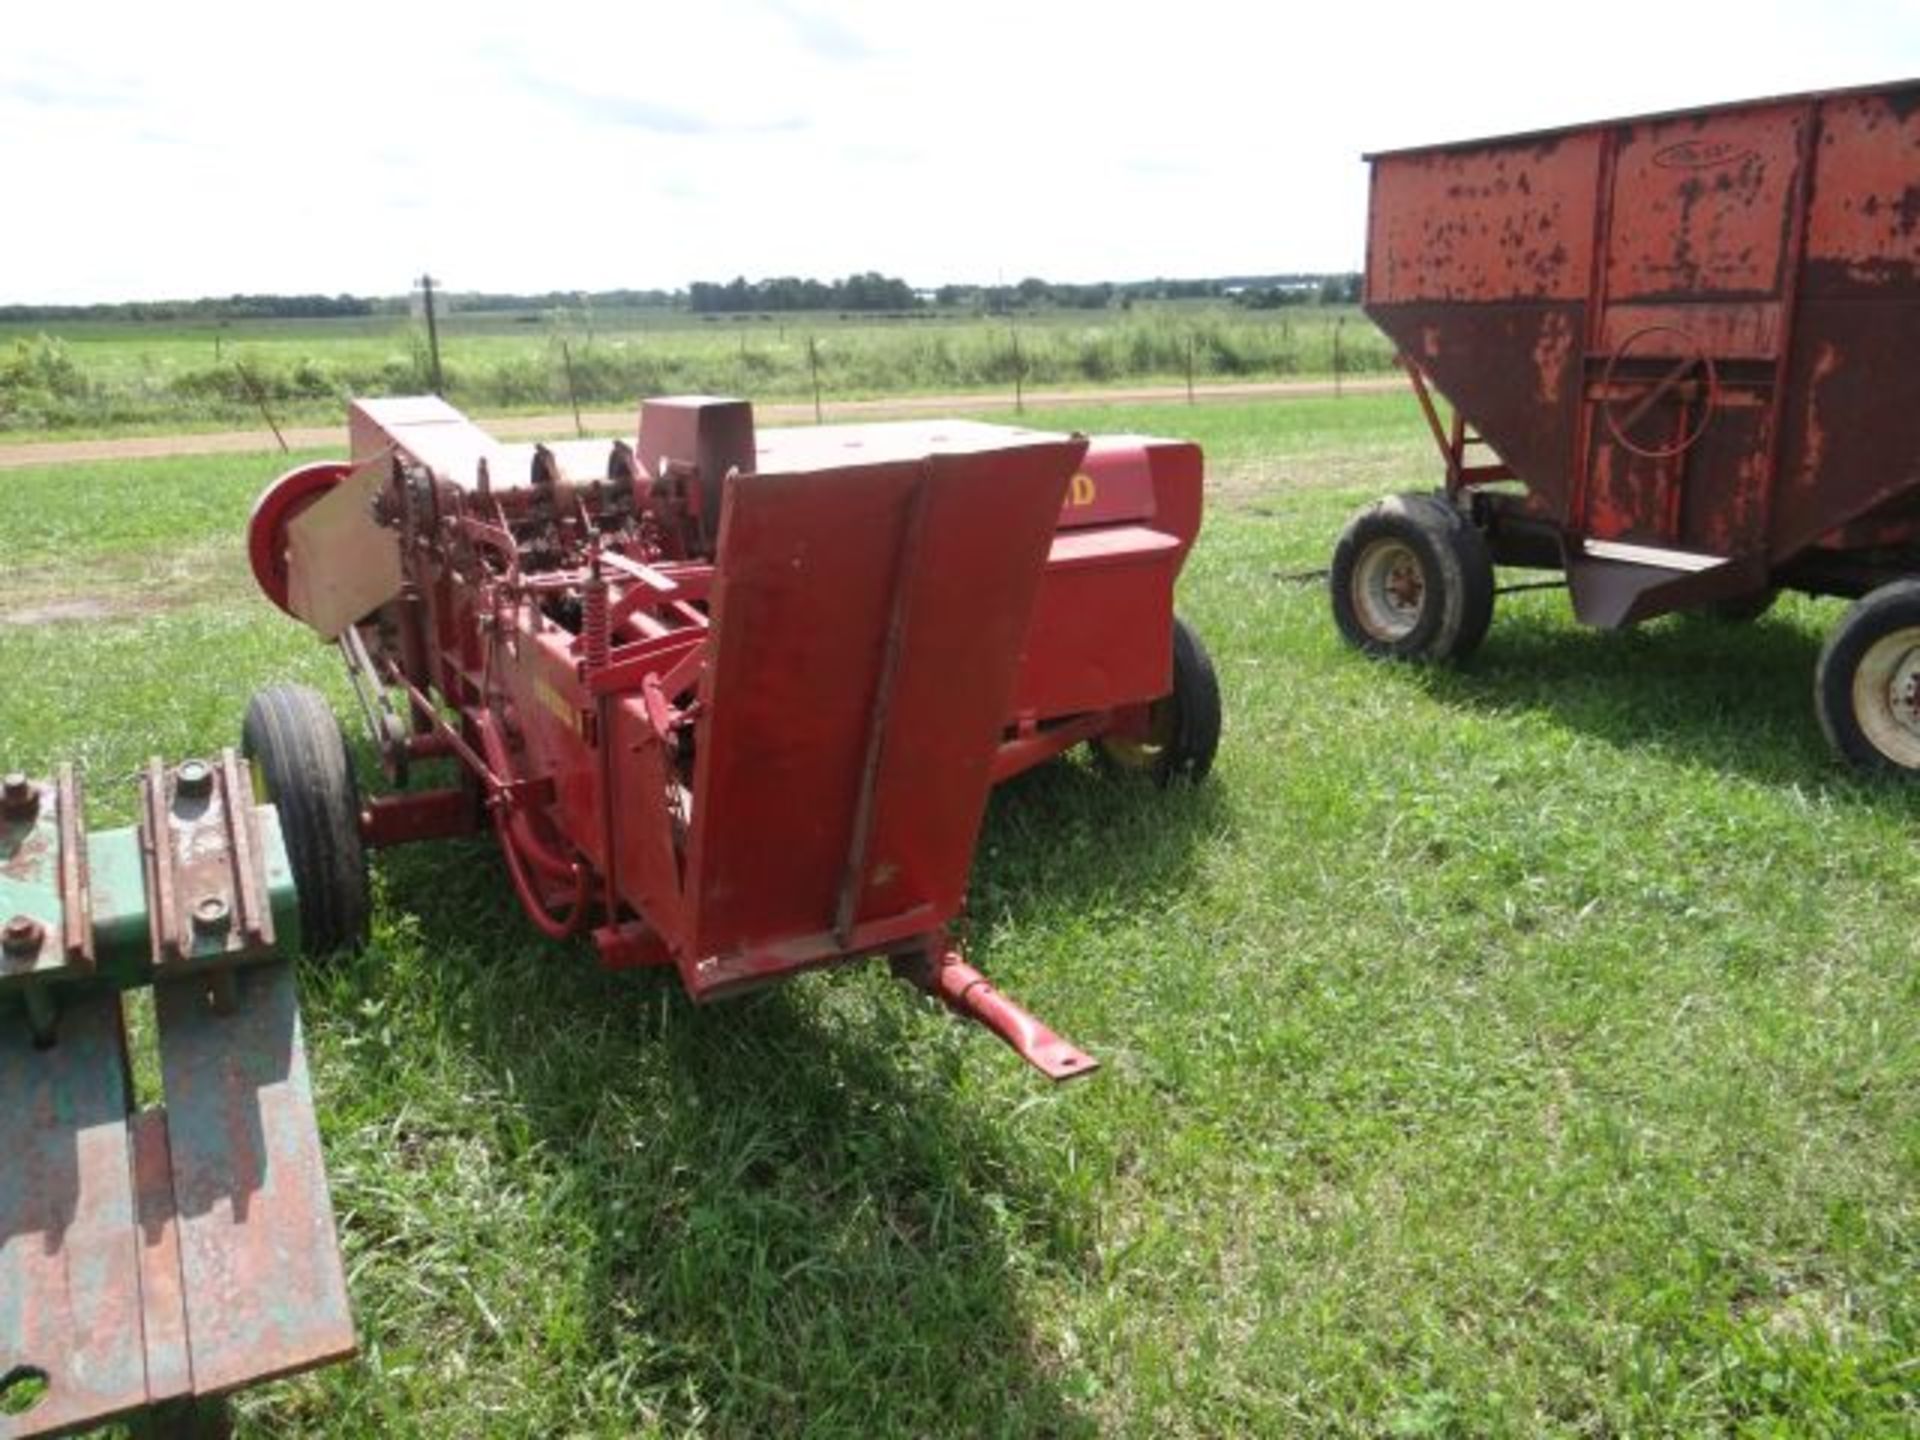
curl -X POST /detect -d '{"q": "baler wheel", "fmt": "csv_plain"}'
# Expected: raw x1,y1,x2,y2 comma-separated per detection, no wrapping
248,460,351,615
1095,615,1222,785
1815,580,1920,776
1330,492,1493,661
242,684,371,955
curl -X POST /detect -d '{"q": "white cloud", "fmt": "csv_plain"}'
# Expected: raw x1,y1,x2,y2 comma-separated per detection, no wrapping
2,0,1914,301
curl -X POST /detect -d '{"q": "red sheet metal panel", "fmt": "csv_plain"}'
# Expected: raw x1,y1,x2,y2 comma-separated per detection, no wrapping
1015,439,1202,719
130,1109,194,1409
0,993,148,1439
1367,133,1600,303
1776,87,1920,558
684,437,1082,983
1603,106,1807,300
1366,79,1920,598
153,962,355,1396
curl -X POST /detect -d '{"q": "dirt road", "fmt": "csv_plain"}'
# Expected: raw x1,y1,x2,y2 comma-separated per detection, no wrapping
0,377,1400,471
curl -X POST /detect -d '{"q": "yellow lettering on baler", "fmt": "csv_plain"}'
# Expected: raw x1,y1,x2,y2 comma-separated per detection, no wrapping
533,679,583,736
1068,472,1098,507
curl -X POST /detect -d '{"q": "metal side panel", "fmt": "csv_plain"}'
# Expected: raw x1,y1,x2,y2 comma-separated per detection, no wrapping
684,438,1083,978
153,962,355,1397
0,992,147,1439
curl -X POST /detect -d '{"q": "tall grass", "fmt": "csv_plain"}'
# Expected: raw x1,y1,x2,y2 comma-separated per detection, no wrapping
0,308,1396,435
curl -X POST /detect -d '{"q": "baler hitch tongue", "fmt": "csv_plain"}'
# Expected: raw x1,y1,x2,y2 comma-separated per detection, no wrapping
0,757,353,1438
900,951,1099,1081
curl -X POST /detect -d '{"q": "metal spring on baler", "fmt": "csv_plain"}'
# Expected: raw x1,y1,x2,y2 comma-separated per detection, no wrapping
581,562,610,675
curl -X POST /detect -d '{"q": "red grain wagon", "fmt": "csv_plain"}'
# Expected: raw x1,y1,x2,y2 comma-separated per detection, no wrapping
1330,80,1920,772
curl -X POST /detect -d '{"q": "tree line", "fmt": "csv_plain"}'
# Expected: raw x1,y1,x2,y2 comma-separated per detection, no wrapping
0,272,1363,324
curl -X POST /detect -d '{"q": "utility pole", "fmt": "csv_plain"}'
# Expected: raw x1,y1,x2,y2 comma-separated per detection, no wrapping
418,273,445,396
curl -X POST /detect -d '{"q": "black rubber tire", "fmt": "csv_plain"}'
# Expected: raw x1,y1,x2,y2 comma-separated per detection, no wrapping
1814,580,1920,777
1095,614,1222,785
241,684,370,955
1329,492,1494,661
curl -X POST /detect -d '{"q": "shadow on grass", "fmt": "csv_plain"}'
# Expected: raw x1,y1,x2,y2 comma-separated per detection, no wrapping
324,801,1196,1436
1421,605,1920,815
313,731,1240,1433
969,750,1235,928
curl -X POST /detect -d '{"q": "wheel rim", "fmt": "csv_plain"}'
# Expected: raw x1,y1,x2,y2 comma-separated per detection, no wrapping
248,754,273,805
1099,697,1178,772
1350,539,1427,642
1851,626,1920,769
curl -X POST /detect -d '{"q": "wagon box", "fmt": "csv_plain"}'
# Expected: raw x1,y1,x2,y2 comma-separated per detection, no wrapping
1330,79,1920,773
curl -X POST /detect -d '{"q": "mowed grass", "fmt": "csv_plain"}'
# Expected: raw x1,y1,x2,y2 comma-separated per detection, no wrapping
0,394,1916,1436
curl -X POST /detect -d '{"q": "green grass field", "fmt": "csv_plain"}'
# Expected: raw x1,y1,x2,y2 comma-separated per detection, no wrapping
0,304,1394,438
1,394,1915,1436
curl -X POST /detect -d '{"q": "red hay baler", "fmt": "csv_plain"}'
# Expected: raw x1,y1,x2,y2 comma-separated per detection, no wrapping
245,396,1219,1078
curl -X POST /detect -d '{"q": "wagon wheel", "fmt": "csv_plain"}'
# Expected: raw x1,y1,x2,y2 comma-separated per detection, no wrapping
1329,492,1494,661
1814,580,1920,776
248,460,352,615
1095,615,1222,785
1600,326,1720,460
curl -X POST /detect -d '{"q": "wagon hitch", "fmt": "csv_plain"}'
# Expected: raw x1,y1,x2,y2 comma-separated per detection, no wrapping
895,947,1099,1081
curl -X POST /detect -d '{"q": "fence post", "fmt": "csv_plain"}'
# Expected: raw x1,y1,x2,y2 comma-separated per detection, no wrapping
235,362,289,454
1011,325,1024,415
561,340,584,437
809,337,823,424
1186,333,1196,404
418,273,445,396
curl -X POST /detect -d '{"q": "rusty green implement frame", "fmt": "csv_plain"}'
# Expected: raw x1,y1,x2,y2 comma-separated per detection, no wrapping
0,756,353,1438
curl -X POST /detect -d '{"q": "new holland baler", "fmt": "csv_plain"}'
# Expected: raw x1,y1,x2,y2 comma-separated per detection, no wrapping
243,394,1221,1078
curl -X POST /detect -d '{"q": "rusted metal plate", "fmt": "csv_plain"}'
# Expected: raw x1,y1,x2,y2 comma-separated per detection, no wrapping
1367,79,1920,614
140,753,277,976
0,991,147,1439
1803,88,1920,287
0,769,91,992
130,1109,194,1408
1604,105,1806,300
153,962,355,1396
1367,133,1602,303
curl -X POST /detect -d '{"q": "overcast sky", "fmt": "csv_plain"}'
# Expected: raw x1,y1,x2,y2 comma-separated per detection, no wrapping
4,0,1916,304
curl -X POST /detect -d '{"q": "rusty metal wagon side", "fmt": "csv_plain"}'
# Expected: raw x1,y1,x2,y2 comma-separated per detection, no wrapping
1330,79,1920,772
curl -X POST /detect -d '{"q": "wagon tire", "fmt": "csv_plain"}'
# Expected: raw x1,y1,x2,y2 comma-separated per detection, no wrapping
241,684,370,956
1094,615,1222,785
1329,492,1494,661
1814,580,1920,777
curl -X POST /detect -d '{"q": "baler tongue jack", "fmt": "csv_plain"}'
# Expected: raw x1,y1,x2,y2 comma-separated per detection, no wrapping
0,758,352,1438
